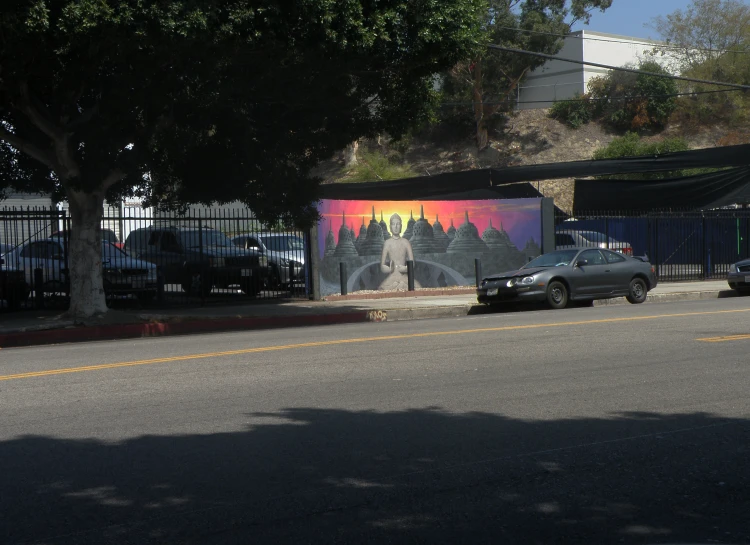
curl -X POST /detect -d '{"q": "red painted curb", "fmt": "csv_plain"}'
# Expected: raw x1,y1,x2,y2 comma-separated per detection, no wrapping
324,288,477,301
0,312,369,349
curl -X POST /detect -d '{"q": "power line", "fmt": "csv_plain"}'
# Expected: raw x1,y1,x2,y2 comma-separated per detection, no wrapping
487,44,750,91
495,25,750,56
439,88,742,108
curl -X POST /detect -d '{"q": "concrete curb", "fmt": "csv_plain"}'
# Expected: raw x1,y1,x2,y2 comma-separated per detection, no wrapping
0,311,370,349
0,289,742,348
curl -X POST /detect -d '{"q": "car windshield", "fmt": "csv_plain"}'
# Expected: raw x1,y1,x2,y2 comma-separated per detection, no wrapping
101,241,127,258
577,231,621,243
180,230,233,248
258,235,304,252
523,250,579,268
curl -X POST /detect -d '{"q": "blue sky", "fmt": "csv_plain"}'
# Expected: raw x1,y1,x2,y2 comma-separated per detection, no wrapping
571,0,695,40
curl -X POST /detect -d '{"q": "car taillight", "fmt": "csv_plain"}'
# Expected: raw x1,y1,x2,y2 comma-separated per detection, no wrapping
622,247,632,255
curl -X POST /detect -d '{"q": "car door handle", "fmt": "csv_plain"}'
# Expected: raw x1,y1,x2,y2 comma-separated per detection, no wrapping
605,269,611,272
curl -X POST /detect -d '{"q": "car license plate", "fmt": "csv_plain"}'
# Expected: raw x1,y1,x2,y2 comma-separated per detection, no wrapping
241,269,252,277
132,278,146,289
487,288,499,296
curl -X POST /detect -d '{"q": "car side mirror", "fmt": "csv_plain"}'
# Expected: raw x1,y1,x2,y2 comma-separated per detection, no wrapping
576,259,588,267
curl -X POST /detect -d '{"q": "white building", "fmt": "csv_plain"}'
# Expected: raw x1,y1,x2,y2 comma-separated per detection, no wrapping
517,30,680,109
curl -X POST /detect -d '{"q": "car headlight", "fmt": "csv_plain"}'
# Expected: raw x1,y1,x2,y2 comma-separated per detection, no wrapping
730,264,737,273
520,276,535,285
209,257,225,267
259,256,268,267
103,268,120,275
147,268,157,281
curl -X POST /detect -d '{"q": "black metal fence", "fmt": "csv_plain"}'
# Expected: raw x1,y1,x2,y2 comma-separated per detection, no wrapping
1,206,312,312
556,208,750,282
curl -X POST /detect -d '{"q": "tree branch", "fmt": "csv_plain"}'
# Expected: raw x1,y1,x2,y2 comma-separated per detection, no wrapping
0,124,57,170
101,168,126,191
19,81,64,141
66,102,100,130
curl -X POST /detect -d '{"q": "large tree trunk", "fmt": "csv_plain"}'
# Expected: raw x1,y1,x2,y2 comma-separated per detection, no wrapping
343,140,359,167
66,190,108,320
472,61,489,151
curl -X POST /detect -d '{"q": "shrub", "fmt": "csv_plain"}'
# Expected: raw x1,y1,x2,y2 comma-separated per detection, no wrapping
549,93,594,128
593,133,692,179
345,150,418,182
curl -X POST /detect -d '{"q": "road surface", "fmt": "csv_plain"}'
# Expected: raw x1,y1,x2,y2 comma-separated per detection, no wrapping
1,298,749,544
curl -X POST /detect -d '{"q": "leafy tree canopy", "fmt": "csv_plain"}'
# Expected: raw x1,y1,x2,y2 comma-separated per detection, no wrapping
0,0,487,225
439,0,613,149
0,0,487,318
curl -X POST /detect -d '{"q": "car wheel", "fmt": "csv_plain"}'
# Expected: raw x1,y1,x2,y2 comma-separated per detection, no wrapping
546,281,568,309
241,277,261,297
626,277,648,304
267,265,281,289
137,291,156,303
6,289,28,309
182,271,213,297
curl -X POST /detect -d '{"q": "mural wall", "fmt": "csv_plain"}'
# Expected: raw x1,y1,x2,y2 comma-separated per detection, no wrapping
317,199,543,296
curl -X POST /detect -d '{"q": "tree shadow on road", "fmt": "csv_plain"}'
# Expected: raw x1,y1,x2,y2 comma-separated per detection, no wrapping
2,409,748,545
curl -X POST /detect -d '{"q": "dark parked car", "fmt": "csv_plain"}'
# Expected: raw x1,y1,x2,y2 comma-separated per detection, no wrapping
231,233,306,287
0,245,29,308
124,226,268,296
2,238,158,301
477,248,657,309
52,228,124,249
727,258,750,294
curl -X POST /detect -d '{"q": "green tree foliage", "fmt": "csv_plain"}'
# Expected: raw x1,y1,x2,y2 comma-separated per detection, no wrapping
0,0,486,318
651,0,750,127
592,132,695,179
587,61,678,130
439,0,613,149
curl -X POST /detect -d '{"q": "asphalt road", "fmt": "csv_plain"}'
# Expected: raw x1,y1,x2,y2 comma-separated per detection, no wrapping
2,298,750,545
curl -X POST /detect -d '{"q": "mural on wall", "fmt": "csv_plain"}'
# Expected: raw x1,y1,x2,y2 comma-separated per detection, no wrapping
318,199,543,295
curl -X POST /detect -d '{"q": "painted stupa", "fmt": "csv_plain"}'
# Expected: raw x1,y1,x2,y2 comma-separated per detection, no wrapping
409,205,443,255
523,237,542,261
403,210,416,240
324,219,336,257
432,214,451,251
359,206,385,256
333,212,359,257
482,219,516,252
379,211,391,240
446,218,457,240
446,211,489,254
349,224,356,243
355,217,368,252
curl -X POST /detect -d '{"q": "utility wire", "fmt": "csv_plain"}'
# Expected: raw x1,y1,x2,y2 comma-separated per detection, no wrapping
495,25,750,56
487,44,750,91
439,88,742,107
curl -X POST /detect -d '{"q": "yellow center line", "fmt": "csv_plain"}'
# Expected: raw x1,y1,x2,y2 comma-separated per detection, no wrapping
696,333,750,343
2,307,750,382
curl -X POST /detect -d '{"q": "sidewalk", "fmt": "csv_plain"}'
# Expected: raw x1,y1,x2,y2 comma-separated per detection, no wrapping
0,280,739,348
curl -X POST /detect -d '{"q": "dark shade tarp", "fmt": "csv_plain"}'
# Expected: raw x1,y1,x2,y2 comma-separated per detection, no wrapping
320,143,750,206
574,167,750,212
319,169,543,200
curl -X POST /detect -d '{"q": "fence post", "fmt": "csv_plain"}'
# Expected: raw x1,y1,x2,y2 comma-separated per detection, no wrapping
34,268,44,309
198,215,205,305
407,260,415,291
475,258,482,288
701,214,707,280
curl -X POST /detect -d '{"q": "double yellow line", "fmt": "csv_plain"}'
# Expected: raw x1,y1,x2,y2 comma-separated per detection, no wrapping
2,308,749,382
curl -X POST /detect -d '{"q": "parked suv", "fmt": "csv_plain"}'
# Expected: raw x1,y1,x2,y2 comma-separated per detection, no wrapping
124,226,268,296
555,229,633,255
232,233,306,287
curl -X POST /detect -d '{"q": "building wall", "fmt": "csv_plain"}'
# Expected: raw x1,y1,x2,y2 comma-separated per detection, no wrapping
518,31,679,110
517,36,584,110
